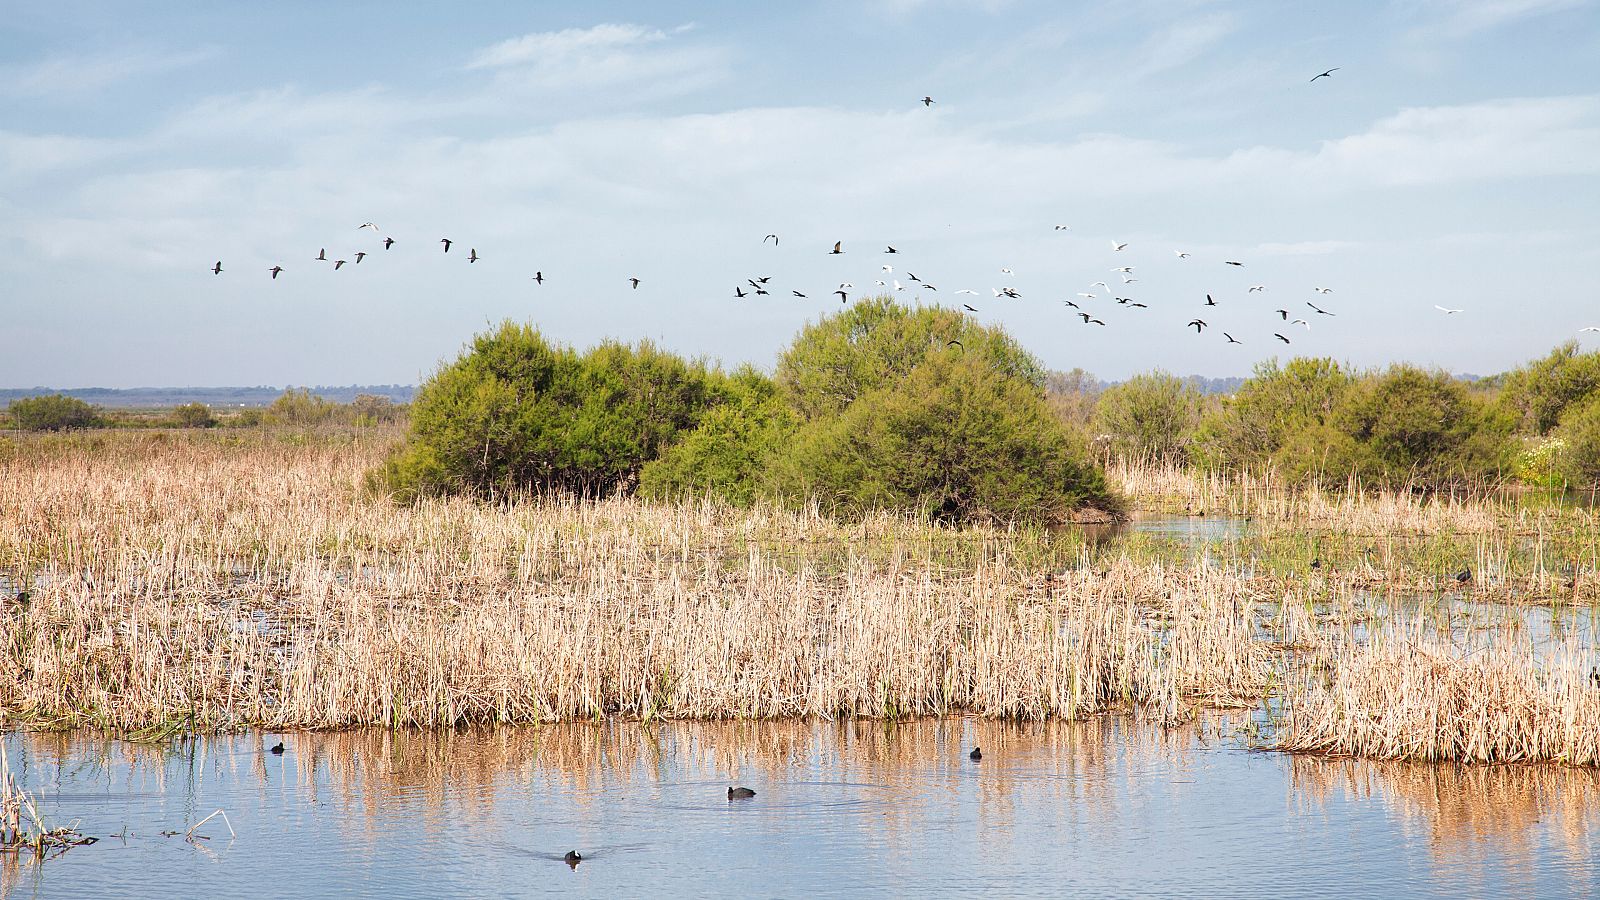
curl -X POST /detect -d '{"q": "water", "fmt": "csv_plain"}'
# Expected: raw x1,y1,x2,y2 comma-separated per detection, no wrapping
3,719,1597,898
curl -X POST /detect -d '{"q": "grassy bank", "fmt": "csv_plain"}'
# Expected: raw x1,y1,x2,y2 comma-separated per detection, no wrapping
1,432,1597,765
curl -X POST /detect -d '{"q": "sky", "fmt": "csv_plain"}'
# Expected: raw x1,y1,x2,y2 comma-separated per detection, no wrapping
2,0,1598,388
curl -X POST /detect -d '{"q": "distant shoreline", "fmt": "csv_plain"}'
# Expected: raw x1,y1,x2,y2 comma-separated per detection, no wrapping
0,385,415,409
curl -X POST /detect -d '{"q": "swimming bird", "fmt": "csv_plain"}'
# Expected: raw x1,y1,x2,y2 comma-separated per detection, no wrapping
1224,332,1241,344
269,265,283,279
383,237,395,250
764,234,778,245
1434,305,1463,315
269,741,284,755
564,851,582,868
1188,319,1207,332
728,787,756,799
1224,260,1243,266
333,259,347,270
969,747,982,760
468,249,479,263
354,251,366,263
1454,567,1472,584
830,241,844,255
630,277,641,289
440,238,452,253
1275,333,1291,343
316,249,327,261
1307,301,1334,316
211,261,222,274
1310,67,1340,82
922,96,935,106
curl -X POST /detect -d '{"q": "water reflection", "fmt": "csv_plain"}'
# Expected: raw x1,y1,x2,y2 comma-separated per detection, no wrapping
3,719,1597,898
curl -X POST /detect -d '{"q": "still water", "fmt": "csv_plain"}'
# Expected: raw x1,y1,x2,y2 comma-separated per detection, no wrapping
3,719,1597,899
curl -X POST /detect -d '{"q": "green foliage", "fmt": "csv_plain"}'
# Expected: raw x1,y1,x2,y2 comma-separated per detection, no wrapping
1494,342,1600,435
1193,357,1352,470
1092,371,1204,465
776,297,1044,420
171,402,216,428
381,322,730,501
348,394,405,427
1330,365,1512,485
1554,396,1600,488
638,368,797,506
767,314,1118,524
1045,368,1100,428
8,394,101,432
264,389,339,427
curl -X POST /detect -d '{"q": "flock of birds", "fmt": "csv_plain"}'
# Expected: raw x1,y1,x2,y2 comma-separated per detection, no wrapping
206,71,1600,349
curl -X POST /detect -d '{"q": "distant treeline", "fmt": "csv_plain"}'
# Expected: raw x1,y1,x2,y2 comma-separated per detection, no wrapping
0,384,414,409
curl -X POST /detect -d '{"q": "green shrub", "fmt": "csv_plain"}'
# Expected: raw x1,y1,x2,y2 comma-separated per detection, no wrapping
638,368,797,506
768,308,1118,524
1045,368,1100,428
1330,365,1513,486
1193,357,1352,471
380,322,730,501
1092,371,1203,465
263,389,339,427
1554,396,1600,489
8,394,101,431
171,402,216,428
1494,342,1600,434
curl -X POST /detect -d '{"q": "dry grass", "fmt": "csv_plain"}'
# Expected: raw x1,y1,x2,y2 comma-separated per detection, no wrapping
0,431,1596,767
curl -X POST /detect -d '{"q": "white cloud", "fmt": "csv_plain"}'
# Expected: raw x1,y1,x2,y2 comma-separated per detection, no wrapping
467,23,672,69
1,47,219,98
1417,0,1590,36
462,23,724,96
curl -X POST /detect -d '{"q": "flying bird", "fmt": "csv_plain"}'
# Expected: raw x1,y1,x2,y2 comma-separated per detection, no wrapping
440,239,452,253
1112,242,1128,251
893,279,904,291
946,339,963,349
316,249,327,261
1064,300,1080,309
1307,301,1334,316
1188,319,1208,332
735,286,747,298
211,261,222,274
533,271,544,284
1292,318,1311,329
764,234,779,245
1224,333,1241,344
383,237,395,250
1078,292,1097,299
834,290,848,302
1276,309,1289,319
1314,287,1334,294
922,96,935,106
1054,224,1071,231
269,265,283,279
955,289,978,295
1275,333,1291,343
838,282,854,289
792,290,807,298
1175,250,1190,258
1205,294,1217,306
1580,326,1600,333
1000,267,1013,274
830,241,844,254
358,222,379,232
1112,266,1134,273
630,277,641,289
886,245,898,254
1434,305,1463,315
1224,260,1243,266
1091,281,1109,290
1310,67,1340,82
963,304,978,312
906,273,920,282
353,251,366,263
333,259,347,270
1248,285,1265,292
468,249,479,263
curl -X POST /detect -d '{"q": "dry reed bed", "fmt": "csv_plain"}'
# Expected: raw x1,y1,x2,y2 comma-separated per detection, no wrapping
0,433,1596,768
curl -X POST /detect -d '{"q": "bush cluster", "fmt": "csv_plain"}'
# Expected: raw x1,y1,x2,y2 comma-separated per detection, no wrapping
7,394,101,431
383,302,1120,524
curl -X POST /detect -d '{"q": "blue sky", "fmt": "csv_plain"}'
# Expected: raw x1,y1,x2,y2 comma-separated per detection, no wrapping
3,0,1597,387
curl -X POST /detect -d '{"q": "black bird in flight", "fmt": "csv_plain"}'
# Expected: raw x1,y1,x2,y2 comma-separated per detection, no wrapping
764,234,779,245
922,96,935,106
735,286,747,298
1224,332,1241,344
1064,300,1080,309
907,273,920,282
211,261,222,274
468,249,479,263
1205,294,1217,306
834,290,848,303
269,265,283,279
333,259,347,270
1224,260,1243,266
963,304,978,312
946,339,963,350
1276,309,1289,319
533,271,544,284
354,251,366,263
383,237,395,250
440,238,452,253
886,245,898,253
1310,67,1340,82
755,276,772,284
1078,312,1105,325
1275,333,1291,343
316,248,327,261
830,241,844,255
1188,319,1208,332
1307,301,1334,316
630,277,641,289
792,290,807,298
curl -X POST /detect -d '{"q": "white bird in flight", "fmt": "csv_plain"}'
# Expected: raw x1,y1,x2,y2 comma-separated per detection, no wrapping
955,289,978,295
1112,241,1128,251
1248,285,1266,292
1581,326,1600,333
1054,224,1071,231
1174,250,1190,258
1435,305,1463,314
1314,287,1334,294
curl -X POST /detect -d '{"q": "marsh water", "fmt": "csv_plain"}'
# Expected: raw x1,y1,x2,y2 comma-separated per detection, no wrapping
3,719,1598,899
